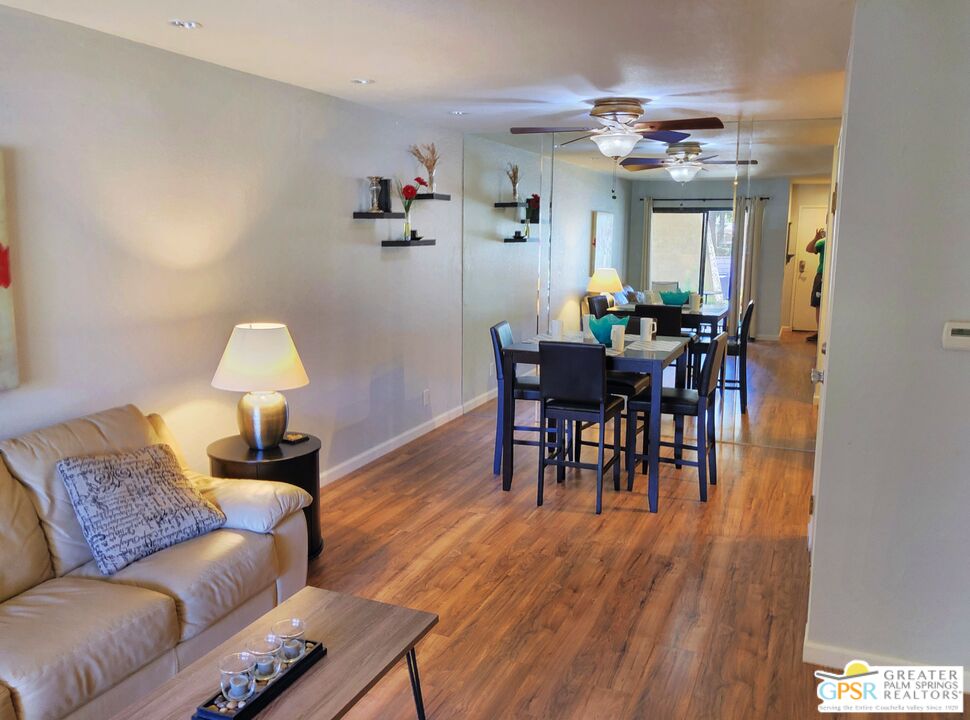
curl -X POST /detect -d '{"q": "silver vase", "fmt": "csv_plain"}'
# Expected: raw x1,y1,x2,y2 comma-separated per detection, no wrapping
367,176,383,213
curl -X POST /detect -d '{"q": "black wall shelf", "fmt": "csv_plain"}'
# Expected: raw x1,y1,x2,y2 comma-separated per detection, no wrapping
503,237,536,243
381,239,436,247
354,211,405,219
494,201,527,208
414,193,451,201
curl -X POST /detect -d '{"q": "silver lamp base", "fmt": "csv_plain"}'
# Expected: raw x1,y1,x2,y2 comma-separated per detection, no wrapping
238,391,288,450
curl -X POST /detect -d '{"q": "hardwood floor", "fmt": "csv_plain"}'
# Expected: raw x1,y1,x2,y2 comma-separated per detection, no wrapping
307,333,951,719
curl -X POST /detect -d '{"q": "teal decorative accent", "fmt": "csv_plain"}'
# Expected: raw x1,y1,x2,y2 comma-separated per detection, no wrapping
588,315,629,346
660,290,691,306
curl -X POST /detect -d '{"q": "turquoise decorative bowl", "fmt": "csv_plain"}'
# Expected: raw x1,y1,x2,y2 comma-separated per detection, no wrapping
588,315,629,346
660,290,691,306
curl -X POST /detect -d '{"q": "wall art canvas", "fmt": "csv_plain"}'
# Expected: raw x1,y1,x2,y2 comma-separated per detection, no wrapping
591,210,614,272
0,152,18,391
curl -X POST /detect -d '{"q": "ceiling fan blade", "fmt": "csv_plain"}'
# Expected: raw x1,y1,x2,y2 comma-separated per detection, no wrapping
510,126,596,134
619,157,667,167
702,159,759,165
634,117,725,132
557,133,596,147
640,130,690,144
624,164,667,172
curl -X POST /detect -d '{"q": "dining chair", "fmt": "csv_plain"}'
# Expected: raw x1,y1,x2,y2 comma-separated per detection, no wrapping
587,294,610,319
490,321,570,475
537,341,623,514
651,281,681,293
626,332,728,502
693,300,755,413
633,304,683,336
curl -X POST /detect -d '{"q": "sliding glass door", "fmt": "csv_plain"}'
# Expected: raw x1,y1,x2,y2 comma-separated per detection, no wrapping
649,207,733,301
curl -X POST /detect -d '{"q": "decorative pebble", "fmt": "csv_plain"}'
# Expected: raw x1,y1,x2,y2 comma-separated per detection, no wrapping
228,700,237,709
238,701,246,708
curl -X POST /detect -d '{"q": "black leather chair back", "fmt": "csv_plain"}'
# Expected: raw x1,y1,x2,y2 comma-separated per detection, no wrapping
634,304,683,336
739,300,755,342
538,342,607,404
490,321,514,382
699,332,729,397
587,295,610,319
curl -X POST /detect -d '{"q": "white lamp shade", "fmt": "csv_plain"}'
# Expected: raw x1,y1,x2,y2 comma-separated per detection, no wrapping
591,129,641,159
212,323,309,392
667,162,703,183
587,267,624,294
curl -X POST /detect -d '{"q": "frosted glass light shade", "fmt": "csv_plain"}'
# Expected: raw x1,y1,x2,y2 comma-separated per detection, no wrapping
587,268,624,294
667,162,703,183
591,129,641,158
212,323,309,392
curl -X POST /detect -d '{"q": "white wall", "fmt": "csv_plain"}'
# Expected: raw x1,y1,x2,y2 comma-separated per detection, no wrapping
0,7,463,475
805,0,970,673
626,178,791,339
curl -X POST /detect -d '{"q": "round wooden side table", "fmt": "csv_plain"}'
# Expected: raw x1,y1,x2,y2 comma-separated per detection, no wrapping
207,434,323,558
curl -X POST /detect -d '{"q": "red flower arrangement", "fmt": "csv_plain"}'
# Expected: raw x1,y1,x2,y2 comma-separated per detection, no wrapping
527,193,540,223
0,243,10,289
398,177,426,213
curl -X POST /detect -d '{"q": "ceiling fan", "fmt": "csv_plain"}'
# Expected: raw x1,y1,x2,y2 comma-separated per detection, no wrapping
510,97,724,159
620,142,758,182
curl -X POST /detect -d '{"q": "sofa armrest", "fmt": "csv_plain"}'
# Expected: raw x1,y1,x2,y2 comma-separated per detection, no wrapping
0,683,16,720
186,472,311,533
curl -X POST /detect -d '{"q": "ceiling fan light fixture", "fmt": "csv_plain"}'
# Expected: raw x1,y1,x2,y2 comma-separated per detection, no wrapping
591,129,641,159
667,162,703,183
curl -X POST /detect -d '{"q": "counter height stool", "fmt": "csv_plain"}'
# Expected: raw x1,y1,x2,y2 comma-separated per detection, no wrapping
537,341,623,515
626,333,728,503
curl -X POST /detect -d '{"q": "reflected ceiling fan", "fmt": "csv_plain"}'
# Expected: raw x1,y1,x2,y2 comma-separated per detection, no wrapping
620,142,758,182
510,97,724,159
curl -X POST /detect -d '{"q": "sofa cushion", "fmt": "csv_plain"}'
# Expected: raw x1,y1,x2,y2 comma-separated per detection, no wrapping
145,413,190,471
0,461,52,603
186,471,312,533
0,577,178,720
56,444,225,575
70,528,277,642
0,405,156,575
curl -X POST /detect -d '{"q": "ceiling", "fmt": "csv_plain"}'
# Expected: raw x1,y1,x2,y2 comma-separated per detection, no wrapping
2,0,854,177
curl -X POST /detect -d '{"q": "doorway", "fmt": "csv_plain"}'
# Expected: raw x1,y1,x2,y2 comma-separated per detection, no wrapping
790,205,828,331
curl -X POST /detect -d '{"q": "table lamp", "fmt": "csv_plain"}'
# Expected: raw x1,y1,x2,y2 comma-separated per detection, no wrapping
587,268,624,306
212,323,309,450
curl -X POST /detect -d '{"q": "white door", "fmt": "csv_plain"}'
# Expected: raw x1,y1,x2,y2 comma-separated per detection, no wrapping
790,206,828,331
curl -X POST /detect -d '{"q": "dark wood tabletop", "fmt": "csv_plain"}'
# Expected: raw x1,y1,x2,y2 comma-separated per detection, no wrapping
110,586,438,720
207,434,322,466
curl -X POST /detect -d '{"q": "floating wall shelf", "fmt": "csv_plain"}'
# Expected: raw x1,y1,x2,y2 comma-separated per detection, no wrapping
414,193,451,201
503,237,536,243
381,239,436,247
353,211,405,219
494,201,527,208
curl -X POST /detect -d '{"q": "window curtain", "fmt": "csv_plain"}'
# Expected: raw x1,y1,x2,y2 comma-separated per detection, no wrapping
729,196,766,337
640,197,653,289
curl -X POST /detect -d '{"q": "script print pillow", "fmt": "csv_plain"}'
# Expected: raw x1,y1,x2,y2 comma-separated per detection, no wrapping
57,444,225,575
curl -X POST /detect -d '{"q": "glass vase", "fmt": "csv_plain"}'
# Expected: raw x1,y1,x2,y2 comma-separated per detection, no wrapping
403,209,412,241
427,168,436,194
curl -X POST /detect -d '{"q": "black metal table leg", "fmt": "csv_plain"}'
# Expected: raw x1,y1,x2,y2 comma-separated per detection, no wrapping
406,647,427,720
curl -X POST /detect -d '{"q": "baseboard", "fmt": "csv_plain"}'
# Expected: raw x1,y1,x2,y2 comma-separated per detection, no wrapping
803,640,970,690
755,332,781,342
461,387,497,413
318,404,464,486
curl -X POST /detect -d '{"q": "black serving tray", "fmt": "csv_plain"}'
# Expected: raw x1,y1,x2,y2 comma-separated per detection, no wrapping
192,640,327,719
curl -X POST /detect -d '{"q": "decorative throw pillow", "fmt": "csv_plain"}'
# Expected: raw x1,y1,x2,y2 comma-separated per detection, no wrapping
57,444,225,575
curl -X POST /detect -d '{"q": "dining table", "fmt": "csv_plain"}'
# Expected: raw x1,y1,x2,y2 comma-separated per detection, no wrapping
611,302,731,340
501,332,691,513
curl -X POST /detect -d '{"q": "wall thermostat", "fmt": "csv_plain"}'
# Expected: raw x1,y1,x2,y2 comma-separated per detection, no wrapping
942,321,970,350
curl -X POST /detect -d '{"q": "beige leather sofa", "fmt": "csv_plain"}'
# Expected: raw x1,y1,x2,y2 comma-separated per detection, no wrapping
0,405,312,720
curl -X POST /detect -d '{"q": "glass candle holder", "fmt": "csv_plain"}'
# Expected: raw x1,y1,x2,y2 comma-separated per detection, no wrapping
246,634,283,681
219,652,256,702
271,618,306,664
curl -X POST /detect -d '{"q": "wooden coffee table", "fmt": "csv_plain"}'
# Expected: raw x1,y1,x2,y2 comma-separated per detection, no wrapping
111,587,438,720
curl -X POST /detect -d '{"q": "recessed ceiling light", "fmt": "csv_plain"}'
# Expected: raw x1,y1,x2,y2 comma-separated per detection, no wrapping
351,78,375,85
449,110,469,116
169,19,202,29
